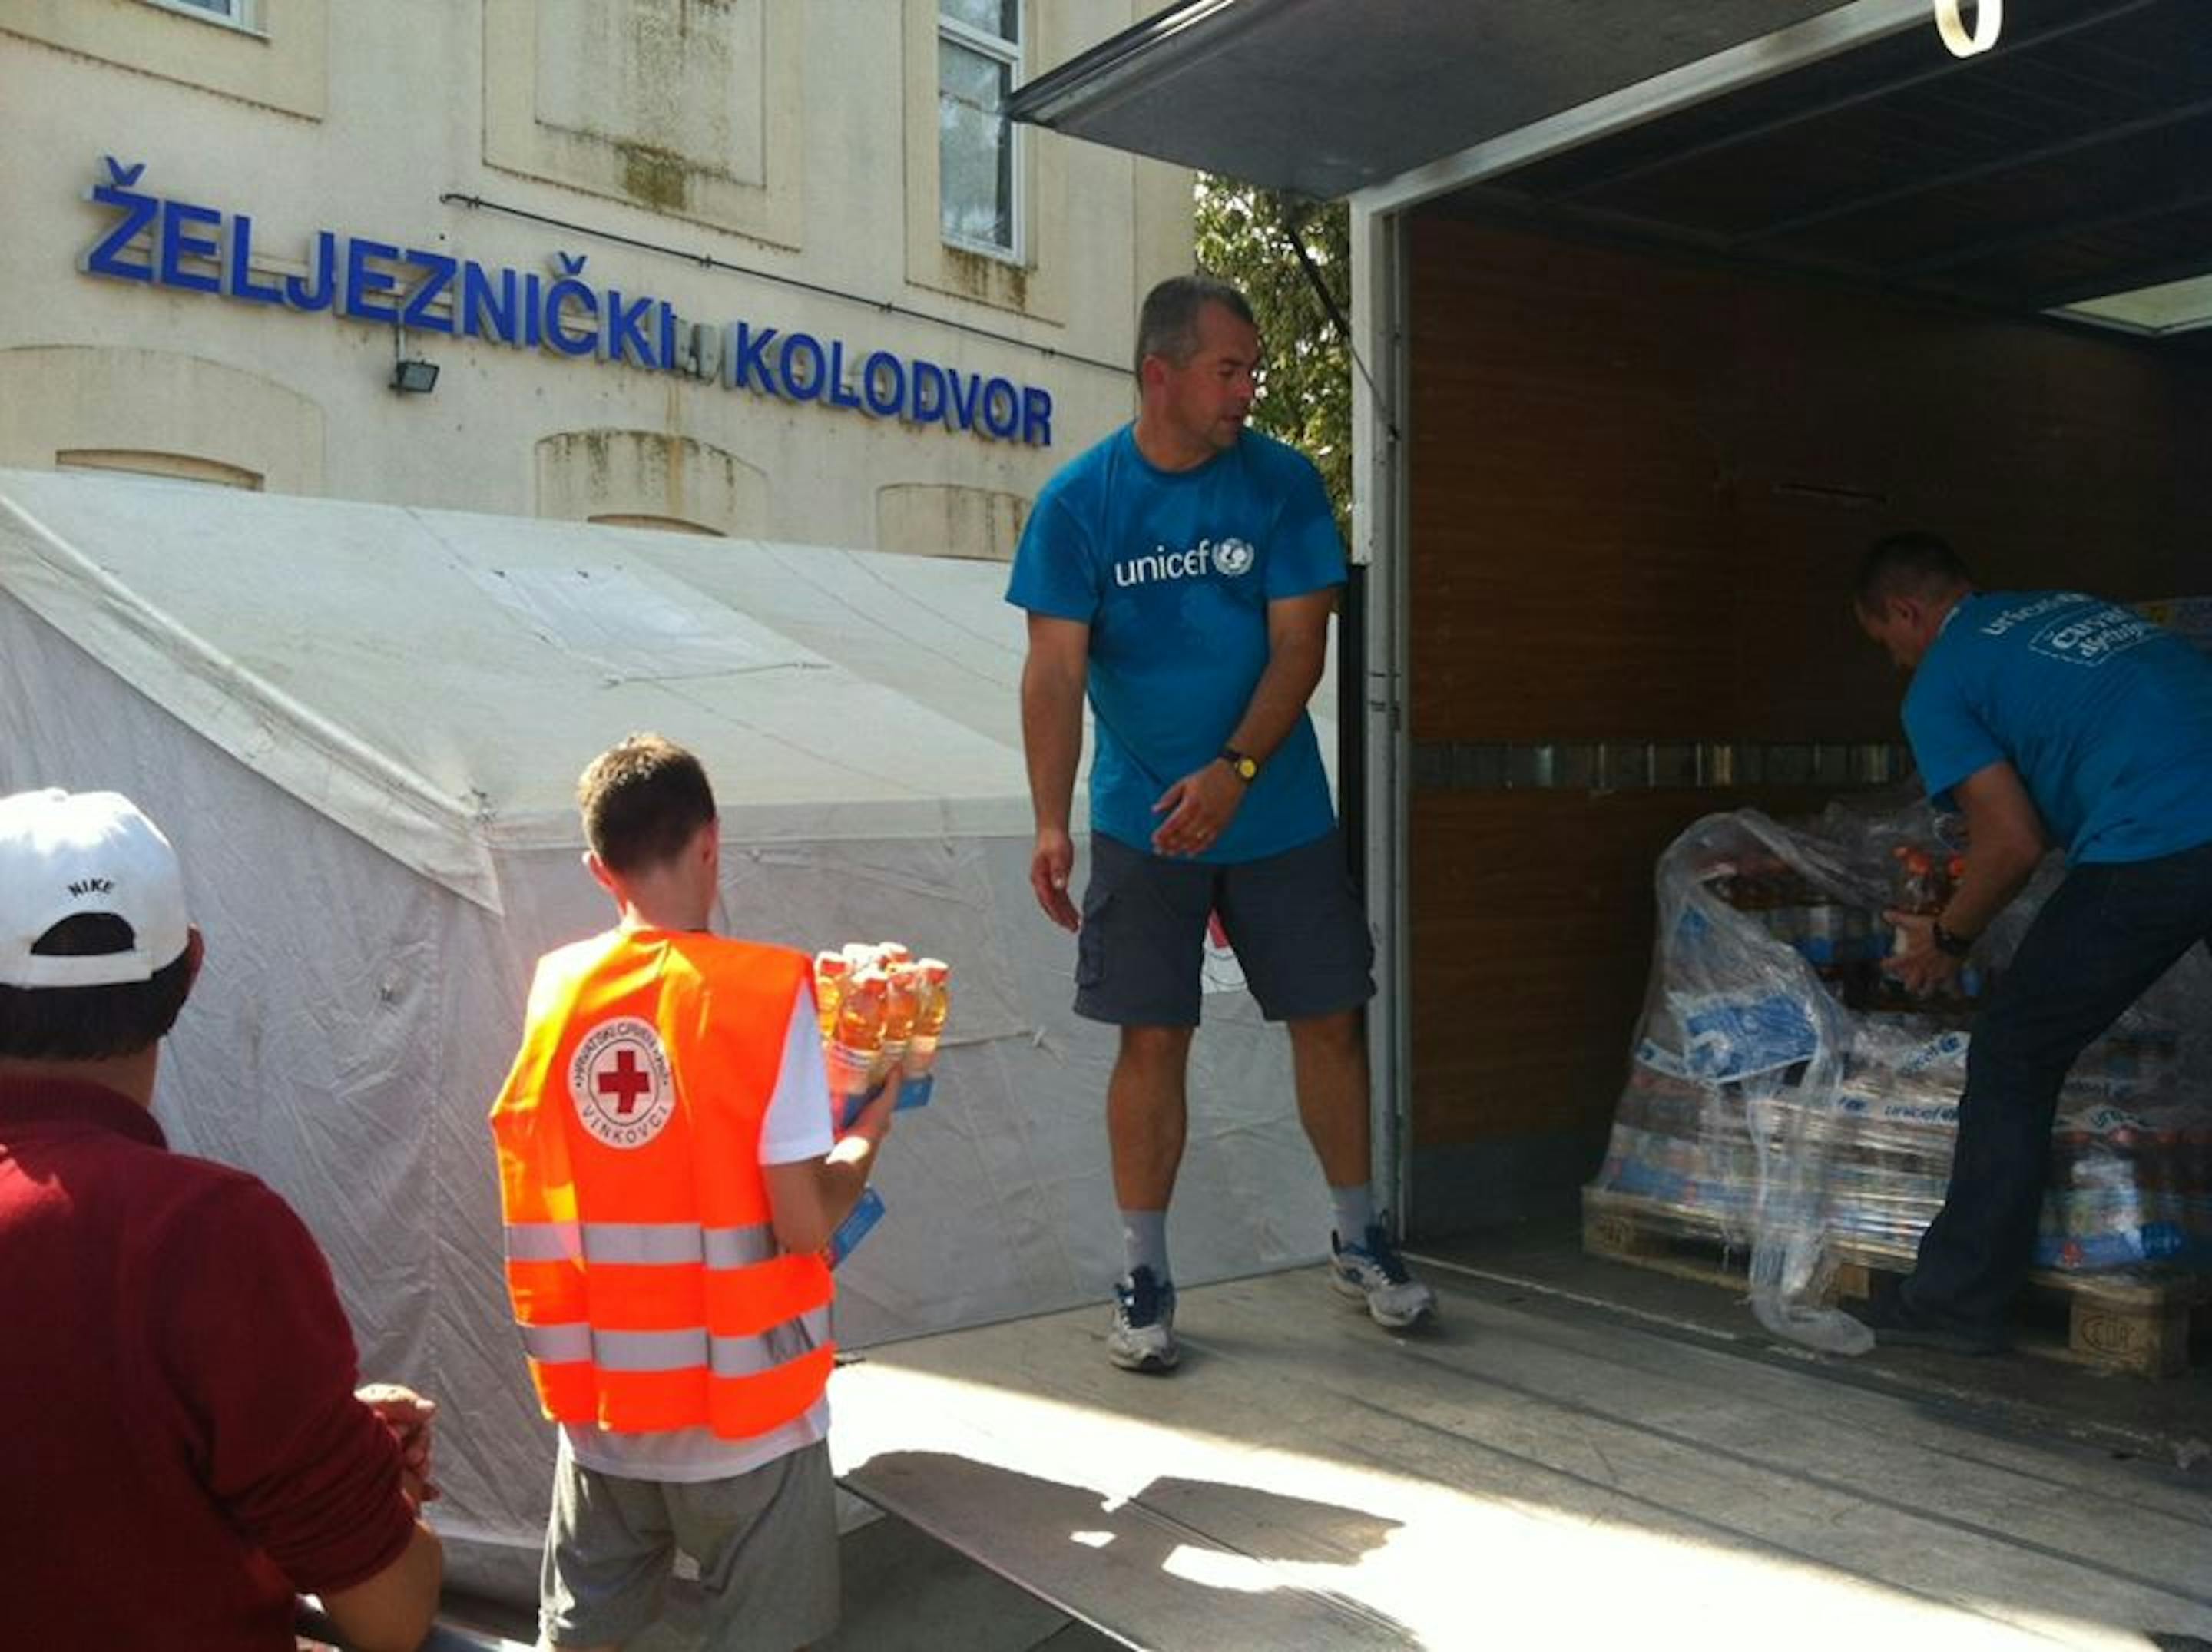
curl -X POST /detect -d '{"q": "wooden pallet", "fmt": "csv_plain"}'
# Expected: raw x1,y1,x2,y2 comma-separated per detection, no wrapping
1582,1185,2210,1378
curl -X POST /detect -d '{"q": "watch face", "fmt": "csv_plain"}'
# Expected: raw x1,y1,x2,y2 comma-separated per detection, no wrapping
1236,757,1257,780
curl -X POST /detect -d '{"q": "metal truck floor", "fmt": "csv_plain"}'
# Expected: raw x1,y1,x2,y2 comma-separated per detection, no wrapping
1414,1217,2210,1468
830,1257,2212,1651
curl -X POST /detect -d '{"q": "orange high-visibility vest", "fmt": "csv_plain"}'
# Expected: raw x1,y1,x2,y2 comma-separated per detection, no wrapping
489,927,833,1438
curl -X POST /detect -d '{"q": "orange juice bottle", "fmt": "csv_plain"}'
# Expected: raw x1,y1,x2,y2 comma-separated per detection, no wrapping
909,959,951,1074
830,968,887,1098
1879,846,1942,1009
812,951,849,1043
882,960,921,1073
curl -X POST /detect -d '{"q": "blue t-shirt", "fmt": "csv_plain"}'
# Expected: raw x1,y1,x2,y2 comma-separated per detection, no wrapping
1904,590,2212,864
1005,425,1344,863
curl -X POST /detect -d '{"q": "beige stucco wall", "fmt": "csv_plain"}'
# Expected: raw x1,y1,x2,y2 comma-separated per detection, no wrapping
0,0,1191,552
0,345,324,493
877,481,1030,563
0,0,328,118
535,430,768,538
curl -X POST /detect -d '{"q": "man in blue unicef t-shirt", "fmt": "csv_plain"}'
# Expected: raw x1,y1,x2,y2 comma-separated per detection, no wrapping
1006,275,1432,1373
1853,531,2212,1352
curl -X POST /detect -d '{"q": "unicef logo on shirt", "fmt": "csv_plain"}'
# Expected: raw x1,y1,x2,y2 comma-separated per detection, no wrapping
1112,538,1259,588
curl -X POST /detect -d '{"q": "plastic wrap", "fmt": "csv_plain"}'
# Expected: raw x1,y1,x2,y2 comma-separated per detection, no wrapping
1592,799,2212,1354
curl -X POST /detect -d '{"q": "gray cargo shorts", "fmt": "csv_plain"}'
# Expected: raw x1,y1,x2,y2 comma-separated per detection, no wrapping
541,1436,837,1651
1074,828,1376,1026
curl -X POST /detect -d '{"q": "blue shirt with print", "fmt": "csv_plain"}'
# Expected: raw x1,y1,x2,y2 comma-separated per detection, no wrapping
1005,425,1343,864
1903,590,2212,863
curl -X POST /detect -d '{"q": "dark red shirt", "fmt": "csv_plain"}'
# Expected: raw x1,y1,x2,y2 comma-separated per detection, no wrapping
0,1076,417,1649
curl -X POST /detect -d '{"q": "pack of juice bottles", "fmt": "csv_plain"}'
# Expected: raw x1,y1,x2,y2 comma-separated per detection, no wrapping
1701,844,1988,1015
810,942,952,1269
813,942,952,1104
1879,845,1985,1010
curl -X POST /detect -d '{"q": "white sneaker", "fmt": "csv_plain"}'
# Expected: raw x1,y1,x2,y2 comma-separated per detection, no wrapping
1330,1223,1437,1329
1107,1266,1180,1372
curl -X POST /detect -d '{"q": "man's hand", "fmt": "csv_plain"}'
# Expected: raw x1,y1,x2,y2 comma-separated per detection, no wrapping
356,1383,439,1508
843,1064,902,1147
1020,614,1088,929
1151,762,1245,857
1030,826,1080,931
1881,911,1964,998
769,1065,899,1256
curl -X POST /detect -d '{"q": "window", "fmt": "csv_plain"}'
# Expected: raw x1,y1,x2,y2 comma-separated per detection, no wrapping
938,2,1021,260
56,450,263,490
141,0,261,31
588,514,724,537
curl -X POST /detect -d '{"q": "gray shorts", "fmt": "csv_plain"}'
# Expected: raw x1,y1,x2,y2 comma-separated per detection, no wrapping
1075,829,1376,1026
541,1438,837,1651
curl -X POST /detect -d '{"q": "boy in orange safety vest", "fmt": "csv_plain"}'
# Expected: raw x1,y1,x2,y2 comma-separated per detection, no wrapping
490,734,898,1652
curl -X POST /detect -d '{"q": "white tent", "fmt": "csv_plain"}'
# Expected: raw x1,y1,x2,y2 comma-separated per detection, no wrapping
0,467,1343,1595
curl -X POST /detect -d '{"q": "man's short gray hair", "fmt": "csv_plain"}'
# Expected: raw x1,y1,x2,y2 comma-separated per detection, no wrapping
1855,531,1974,614
1135,274,1256,380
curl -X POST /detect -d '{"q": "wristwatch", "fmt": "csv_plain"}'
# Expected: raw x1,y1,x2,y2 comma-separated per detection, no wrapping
1931,919,1975,958
1219,746,1260,783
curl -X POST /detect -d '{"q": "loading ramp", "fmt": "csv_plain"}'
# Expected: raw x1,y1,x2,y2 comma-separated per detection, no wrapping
832,1258,2212,1650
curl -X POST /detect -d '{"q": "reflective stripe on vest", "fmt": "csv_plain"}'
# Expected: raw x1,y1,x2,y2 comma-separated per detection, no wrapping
503,1220,780,1269
518,1306,828,1376
504,1221,581,1263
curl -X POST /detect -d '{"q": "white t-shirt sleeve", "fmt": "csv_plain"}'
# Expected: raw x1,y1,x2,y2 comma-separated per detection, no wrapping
758,979,836,1166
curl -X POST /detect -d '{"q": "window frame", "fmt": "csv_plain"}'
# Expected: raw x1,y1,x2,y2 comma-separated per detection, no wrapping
936,4,1025,264
139,0,266,37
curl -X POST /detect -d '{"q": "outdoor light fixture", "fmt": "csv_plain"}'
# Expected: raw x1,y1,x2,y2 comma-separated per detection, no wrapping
391,358,440,395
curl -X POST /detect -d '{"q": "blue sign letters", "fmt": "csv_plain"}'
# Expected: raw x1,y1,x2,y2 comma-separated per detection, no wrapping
77,159,1055,447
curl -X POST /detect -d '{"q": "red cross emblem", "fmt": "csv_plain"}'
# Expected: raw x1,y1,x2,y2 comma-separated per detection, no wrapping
568,1018,674,1148
596,1047,652,1117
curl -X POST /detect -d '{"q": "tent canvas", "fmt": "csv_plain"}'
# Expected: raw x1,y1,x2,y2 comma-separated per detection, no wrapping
0,467,1347,1595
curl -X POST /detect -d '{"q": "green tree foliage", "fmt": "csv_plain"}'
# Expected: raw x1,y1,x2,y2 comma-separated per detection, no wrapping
1194,176,1353,537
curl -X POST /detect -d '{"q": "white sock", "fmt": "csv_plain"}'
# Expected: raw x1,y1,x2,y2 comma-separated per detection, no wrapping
1330,1184,1375,1246
1120,1207,1171,1283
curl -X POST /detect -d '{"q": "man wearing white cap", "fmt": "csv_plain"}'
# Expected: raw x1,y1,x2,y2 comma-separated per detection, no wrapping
0,787,444,1651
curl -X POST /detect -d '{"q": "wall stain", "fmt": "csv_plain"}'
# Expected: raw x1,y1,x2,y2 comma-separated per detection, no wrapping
619,141,691,214
944,245,1030,311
